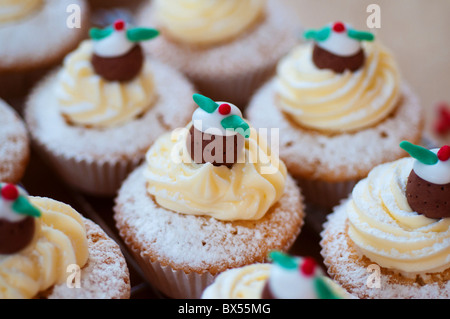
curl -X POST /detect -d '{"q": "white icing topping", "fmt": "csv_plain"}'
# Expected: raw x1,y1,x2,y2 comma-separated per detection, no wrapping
317,24,361,57
192,101,243,136
93,30,134,58
0,184,31,223
413,148,450,185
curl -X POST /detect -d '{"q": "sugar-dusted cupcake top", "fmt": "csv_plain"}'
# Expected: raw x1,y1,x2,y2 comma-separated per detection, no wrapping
0,0,42,23
202,251,349,299
153,0,266,46
56,20,159,128
144,94,286,221
276,21,401,133
347,143,450,274
0,184,89,298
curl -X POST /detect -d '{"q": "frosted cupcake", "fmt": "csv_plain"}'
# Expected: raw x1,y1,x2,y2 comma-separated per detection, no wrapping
246,22,424,208
25,20,196,196
0,0,90,100
321,142,450,298
0,99,29,184
202,251,351,299
0,183,130,299
136,0,301,108
114,94,305,299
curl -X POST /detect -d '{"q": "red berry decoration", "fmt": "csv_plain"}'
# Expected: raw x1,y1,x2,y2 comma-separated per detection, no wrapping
437,145,450,161
114,19,125,31
1,184,19,201
218,103,231,115
332,22,346,33
300,257,316,277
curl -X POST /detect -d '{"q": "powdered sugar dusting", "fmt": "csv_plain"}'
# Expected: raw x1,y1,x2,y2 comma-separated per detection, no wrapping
114,165,304,274
138,0,302,79
246,80,423,181
321,202,450,299
47,218,130,299
25,59,196,162
0,99,29,183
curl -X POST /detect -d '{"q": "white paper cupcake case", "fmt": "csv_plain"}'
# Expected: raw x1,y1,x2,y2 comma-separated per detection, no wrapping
31,138,142,197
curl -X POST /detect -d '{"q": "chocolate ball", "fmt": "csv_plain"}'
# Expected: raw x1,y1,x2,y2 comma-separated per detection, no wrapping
186,126,244,168
406,170,450,219
91,44,144,82
0,216,35,255
312,44,365,73
261,281,275,299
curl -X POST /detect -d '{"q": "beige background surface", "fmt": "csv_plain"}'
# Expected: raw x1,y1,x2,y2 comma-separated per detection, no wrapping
283,0,450,136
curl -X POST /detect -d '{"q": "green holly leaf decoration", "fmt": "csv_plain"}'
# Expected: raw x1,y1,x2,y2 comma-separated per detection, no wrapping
12,195,41,218
193,94,219,113
221,115,250,138
400,141,438,165
314,276,341,299
89,27,114,40
347,29,375,42
126,27,160,42
304,26,331,42
268,251,298,270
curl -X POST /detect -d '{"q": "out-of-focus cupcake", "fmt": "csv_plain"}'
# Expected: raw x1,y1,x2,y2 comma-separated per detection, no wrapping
202,251,352,299
136,0,301,109
0,98,29,184
0,0,90,101
321,142,450,298
0,183,130,299
246,21,424,208
25,20,196,196
114,94,305,299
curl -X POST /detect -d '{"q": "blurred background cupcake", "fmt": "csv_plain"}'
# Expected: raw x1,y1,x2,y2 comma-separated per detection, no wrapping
114,94,305,298
202,251,352,299
0,98,29,184
0,0,90,103
321,142,450,298
0,183,130,299
246,21,424,210
24,20,197,196
136,0,302,109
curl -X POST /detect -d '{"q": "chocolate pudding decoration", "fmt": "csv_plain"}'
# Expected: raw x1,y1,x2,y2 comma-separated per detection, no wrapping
400,141,450,219
89,19,159,82
187,94,250,168
304,21,375,73
0,183,41,255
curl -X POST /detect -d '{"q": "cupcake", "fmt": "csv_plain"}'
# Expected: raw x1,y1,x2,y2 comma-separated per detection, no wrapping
25,20,197,196
114,94,305,299
0,0,90,101
246,22,424,209
202,251,352,299
320,142,450,298
0,99,29,184
136,0,301,108
0,183,130,299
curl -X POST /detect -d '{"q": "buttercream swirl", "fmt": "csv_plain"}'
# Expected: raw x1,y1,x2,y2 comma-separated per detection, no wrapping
0,0,42,23
153,0,265,45
0,197,89,299
347,158,450,273
144,124,286,221
202,264,270,298
56,40,157,128
275,41,401,132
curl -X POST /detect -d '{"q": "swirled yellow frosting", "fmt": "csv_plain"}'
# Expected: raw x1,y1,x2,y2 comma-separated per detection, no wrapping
56,40,157,128
275,41,401,132
0,197,89,299
144,125,287,221
153,0,266,45
347,158,450,274
202,263,270,299
0,0,42,23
